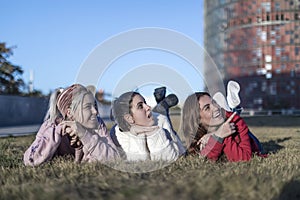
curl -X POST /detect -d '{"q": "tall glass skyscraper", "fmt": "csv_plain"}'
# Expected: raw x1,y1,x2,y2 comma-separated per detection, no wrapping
204,0,300,109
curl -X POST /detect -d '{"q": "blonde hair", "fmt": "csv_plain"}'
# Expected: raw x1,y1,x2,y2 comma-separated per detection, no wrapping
44,84,95,124
44,88,63,123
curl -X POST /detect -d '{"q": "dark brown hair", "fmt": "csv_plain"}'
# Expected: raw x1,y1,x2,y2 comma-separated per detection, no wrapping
111,91,139,132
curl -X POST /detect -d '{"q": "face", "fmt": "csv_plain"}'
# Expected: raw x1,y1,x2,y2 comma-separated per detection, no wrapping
199,95,225,129
129,94,154,127
75,93,98,129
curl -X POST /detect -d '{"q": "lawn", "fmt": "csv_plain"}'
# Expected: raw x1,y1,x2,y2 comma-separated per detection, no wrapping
0,115,299,200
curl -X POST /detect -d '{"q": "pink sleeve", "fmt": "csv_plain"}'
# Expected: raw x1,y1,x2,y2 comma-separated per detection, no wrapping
222,114,252,161
23,120,62,166
96,119,116,147
79,124,120,163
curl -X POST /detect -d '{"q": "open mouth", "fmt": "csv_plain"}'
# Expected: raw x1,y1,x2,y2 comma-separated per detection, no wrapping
147,112,152,119
90,116,97,121
213,110,221,118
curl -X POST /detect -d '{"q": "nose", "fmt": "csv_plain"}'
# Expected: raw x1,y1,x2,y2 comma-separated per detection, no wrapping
92,105,98,115
211,102,220,111
144,103,151,111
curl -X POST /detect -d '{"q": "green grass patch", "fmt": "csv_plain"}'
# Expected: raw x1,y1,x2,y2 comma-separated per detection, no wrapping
0,116,299,200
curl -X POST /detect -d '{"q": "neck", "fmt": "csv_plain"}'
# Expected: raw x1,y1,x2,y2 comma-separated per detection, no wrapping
207,124,222,133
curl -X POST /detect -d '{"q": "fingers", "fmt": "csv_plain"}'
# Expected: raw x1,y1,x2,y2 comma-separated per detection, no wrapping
225,112,236,123
197,139,202,145
70,137,78,146
60,121,82,148
61,121,76,135
69,130,79,146
61,121,71,135
229,122,236,133
197,134,211,146
60,120,73,129
65,127,72,134
61,121,77,139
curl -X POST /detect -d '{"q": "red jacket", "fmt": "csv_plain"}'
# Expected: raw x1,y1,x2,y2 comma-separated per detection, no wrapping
200,111,261,162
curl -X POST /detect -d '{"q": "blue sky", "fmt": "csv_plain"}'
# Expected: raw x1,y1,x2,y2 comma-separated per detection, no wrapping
1,0,205,105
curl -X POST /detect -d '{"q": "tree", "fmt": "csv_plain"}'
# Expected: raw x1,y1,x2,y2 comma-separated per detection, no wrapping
0,42,25,95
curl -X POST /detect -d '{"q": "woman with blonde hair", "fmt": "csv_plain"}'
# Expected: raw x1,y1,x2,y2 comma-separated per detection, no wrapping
24,84,119,166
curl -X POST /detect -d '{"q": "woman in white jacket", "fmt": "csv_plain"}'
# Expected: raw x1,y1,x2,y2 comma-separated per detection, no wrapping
110,91,184,162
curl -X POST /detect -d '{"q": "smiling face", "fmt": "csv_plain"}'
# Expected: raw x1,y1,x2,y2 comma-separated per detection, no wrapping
129,94,154,127
75,93,98,129
198,94,225,129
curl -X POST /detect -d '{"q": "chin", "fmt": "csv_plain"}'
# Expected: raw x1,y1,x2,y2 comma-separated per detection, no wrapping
210,119,225,127
86,122,98,129
149,119,155,126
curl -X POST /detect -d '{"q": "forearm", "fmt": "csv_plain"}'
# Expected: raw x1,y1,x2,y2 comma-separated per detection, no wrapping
79,130,120,162
146,129,180,161
23,122,62,166
224,117,252,161
223,134,252,161
200,135,224,161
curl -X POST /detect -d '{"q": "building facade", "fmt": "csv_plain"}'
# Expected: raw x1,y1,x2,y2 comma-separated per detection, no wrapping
204,0,300,109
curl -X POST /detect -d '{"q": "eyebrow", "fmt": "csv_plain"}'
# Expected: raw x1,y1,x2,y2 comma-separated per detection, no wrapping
83,102,93,106
135,101,144,107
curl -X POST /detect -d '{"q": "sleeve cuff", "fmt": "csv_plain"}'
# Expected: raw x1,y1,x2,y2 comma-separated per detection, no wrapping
212,134,224,143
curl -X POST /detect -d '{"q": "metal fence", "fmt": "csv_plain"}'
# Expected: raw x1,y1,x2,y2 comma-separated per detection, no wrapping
0,95,49,127
240,109,300,117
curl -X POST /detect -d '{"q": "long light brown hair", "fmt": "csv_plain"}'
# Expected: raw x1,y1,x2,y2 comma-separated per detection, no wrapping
179,92,210,154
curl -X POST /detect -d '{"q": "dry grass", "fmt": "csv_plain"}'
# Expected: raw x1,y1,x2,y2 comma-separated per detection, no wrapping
0,116,299,200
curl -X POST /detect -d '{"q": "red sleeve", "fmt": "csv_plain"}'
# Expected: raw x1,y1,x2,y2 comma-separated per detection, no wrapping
222,112,252,161
200,136,224,161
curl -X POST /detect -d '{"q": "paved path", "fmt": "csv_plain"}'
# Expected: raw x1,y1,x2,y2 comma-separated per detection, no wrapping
0,119,113,138
0,124,40,138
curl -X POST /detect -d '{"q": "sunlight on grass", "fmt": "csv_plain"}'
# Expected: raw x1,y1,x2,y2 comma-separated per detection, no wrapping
0,116,299,200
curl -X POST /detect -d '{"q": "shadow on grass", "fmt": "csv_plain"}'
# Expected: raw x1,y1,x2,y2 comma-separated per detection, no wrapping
261,137,292,153
276,180,300,200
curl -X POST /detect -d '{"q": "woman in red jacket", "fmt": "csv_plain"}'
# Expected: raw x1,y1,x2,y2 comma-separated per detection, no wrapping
179,92,265,162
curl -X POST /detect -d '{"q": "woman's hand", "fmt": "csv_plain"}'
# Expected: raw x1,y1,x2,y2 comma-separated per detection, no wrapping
61,121,85,148
197,133,213,150
214,112,237,139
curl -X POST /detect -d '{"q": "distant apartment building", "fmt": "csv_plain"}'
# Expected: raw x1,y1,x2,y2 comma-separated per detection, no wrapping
204,0,300,109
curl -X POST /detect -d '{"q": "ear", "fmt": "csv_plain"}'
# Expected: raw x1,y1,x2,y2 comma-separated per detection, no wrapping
124,114,134,124
86,85,96,96
66,108,74,120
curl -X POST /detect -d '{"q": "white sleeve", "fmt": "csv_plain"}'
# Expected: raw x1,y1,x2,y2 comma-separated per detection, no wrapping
146,128,180,161
114,128,149,161
154,113,186,155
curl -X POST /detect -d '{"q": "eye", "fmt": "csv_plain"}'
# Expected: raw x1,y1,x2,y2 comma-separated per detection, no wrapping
204,105,210,111
212,100,219,106
84,104,92,109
